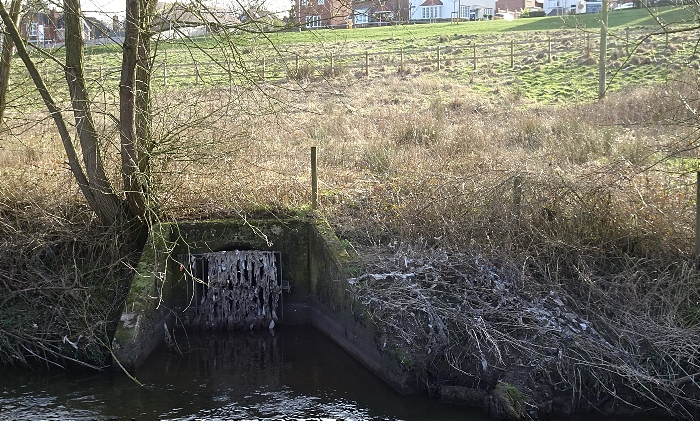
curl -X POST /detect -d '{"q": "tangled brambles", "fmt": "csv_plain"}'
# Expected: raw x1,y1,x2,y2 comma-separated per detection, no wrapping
350,243,700,419
0,199,140,368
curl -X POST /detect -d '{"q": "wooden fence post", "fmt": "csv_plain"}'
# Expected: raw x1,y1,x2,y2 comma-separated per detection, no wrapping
472,43,477,70
625,28,630,55
365,51,369,77
548,35,552,63
510,39,514,68
400,47,404,72
330,52,334,77
295,54,299,75
262,57,266,80
696,171,700,256
587,33,591,55
311,146,318,209
437,45,441,70
195,60,201,84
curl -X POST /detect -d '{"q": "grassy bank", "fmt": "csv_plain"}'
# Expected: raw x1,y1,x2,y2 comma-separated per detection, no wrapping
2,9,700,418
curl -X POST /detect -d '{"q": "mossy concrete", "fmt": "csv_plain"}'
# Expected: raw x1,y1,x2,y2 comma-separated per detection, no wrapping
111,215,419,394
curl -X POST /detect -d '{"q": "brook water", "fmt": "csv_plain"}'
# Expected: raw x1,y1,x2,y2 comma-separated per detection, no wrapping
0,326,487,420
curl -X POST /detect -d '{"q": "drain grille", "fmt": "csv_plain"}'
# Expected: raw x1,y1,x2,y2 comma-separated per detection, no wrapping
185,250,282,330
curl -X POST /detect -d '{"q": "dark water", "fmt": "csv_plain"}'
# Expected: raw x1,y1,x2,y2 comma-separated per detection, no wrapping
0,326,487,420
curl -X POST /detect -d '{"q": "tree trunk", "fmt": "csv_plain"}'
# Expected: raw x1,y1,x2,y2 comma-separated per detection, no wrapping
0,2,113,223
121,0,147,219
64,0,124,224
136,0,157,175
0,0,21,128
598,0,608,100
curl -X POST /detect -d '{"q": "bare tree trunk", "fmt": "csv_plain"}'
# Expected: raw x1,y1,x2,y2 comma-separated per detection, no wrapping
598,0,608,100
121,0,147,219
0,1,118,224
136,0,157,174
0,0,21,128
63,0,125,224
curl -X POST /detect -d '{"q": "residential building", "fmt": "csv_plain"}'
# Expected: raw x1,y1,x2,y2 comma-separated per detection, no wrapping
295,0,410,28
19,10,110,45
495,0,538,13
408,0,497,21
543,0,586,14
295,0,502,28
153,2,240,33
19,10,61,45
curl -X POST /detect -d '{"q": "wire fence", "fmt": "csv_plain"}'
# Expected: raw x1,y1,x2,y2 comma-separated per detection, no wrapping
7,26,700,92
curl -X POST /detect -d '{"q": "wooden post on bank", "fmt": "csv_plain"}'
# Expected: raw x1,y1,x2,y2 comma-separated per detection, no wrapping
437,45,441,70
472,43,477,69
330,52,334,77
510,39,514,68
696,171,700,256
365,51,369,77
311,147,318,209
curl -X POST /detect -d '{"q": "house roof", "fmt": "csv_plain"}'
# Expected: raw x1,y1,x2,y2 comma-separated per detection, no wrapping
153,2,239,29
420,0,443,5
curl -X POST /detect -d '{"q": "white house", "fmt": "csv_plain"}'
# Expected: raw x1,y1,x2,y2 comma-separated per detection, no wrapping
543,0,586,15
408,0,497,21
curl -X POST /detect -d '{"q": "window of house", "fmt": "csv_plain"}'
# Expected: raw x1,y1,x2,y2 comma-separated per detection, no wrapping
318,0,324,5
483,8,493,17
548,0,559,8
301,0,308,5
354,9,369,24
421,5,440,19
305,15,322,27
459,5,470,18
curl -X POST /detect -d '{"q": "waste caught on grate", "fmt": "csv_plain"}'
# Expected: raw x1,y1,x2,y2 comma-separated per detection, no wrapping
193,250,281,330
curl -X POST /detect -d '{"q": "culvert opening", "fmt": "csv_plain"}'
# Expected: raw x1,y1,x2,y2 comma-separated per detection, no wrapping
184,250,283,330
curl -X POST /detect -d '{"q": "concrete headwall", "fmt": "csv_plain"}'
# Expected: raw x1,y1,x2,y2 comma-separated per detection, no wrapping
111,216,418,394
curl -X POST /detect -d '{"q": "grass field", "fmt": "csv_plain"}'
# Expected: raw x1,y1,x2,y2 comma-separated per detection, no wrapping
6,4,699,109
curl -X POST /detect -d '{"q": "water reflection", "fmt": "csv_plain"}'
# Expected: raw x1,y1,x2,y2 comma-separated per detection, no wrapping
0,326,484,420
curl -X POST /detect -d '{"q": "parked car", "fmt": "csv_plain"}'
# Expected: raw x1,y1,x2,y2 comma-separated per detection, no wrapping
615,2,634,10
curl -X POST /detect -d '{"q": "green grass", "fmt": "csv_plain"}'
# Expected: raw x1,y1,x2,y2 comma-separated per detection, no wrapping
5,4,698,110
263,5,697,44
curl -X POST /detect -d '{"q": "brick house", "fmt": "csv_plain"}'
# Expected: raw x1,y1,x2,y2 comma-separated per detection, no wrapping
19,10,110,45
19,10,61,45
296,0,410,28
495,0,539,13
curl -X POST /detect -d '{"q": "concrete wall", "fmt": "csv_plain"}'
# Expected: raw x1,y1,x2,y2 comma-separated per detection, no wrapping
307,219,421,394
111,216,418,394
